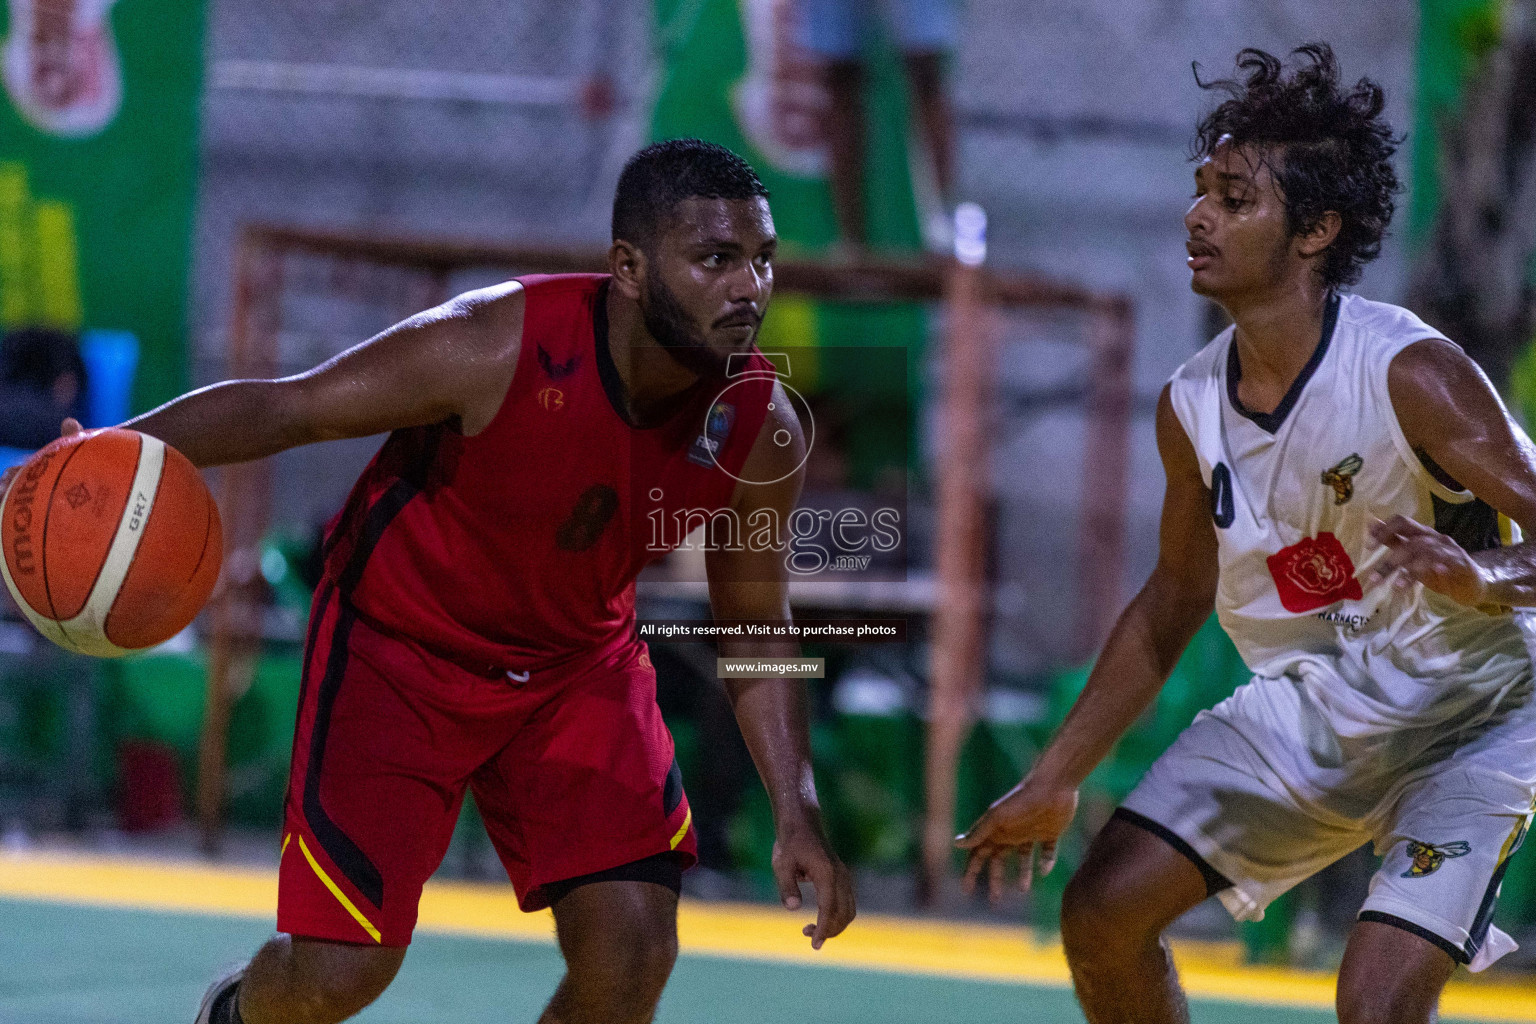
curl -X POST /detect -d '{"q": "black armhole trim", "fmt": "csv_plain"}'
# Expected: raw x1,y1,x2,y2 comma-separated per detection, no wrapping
540,851,686,908
1431,493,1503,554
592,278,641,428
1416,447,1466,492
1357,910,1469,964
1226,291,1341,434
1112,807,1233,897
334,426,440,596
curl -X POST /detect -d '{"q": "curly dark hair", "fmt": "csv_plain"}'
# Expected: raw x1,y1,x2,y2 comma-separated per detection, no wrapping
1193,44,1401,288
612,138,770,250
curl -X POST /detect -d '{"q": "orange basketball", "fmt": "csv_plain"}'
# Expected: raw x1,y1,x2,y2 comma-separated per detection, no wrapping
0,428,223,657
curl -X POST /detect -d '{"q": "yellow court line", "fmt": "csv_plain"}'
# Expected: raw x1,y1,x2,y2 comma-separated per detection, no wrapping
3,849,1535,1020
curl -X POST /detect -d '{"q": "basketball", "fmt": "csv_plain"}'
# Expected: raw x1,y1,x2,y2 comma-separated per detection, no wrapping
0,428,222,657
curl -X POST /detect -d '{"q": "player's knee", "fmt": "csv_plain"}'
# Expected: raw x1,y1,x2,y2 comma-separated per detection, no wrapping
605,924,679,991
292,967,394,1024
567,915,678,1001
1337,966,1442,1024
244,936,403,1024
1060,861,1157,966
287,947,399,1024
1061,869,1118,961
1337,985,1428,1024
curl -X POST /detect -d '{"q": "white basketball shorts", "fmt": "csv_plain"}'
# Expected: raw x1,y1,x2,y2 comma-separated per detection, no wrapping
1120,673,1535,971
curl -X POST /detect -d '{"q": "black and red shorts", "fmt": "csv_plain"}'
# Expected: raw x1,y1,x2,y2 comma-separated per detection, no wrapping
276,584,696,947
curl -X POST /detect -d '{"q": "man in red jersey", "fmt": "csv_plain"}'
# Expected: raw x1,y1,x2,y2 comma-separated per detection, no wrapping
4,139,855,1024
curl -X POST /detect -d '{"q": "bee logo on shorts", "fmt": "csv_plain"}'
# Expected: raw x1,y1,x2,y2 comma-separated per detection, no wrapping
1321,454,1364,505
1402,839,1470,878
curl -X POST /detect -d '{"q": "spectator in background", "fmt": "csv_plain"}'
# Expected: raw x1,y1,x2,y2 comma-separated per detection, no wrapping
798,0,957,254
0,326,86,448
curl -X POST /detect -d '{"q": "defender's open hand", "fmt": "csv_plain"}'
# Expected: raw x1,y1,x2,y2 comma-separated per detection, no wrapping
956,781,1079,904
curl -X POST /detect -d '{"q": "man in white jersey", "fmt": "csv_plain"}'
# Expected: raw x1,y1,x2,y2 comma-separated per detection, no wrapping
957,44,1536,1024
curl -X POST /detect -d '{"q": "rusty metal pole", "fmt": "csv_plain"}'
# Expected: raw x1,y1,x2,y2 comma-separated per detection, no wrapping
1073,299,1134,660
922,204,996,899
198,233,280,854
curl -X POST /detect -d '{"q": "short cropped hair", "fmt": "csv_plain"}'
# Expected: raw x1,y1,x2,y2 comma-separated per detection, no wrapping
1193,43,1401,288
612,138,770,250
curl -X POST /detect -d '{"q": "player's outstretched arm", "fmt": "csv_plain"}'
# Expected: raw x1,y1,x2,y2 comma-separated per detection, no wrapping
956,384,1219,902
704,384,855,949
120,282,526,469
1375,338,1536,607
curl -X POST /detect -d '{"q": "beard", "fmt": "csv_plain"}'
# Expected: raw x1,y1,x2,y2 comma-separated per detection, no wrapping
641,274,734,377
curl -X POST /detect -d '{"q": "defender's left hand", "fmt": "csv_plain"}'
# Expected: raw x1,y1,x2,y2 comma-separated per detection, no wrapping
772,824,855,949
1366,515,1489,607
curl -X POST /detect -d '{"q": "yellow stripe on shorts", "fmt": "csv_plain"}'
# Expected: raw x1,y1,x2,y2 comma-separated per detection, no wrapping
297,835,382,944
1499,513,1518,547
670,808,693,851
1499,797,1536,865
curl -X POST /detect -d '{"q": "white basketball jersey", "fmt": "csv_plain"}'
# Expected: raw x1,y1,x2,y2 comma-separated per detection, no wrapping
1169,293,1535,744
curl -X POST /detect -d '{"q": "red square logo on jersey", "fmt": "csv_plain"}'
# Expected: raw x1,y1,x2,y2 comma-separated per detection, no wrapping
1266,532,1363,613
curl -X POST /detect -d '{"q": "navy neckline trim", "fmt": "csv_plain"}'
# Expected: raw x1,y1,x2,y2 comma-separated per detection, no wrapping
591,278,643,428
1226,292,1341,434
591,279,708,431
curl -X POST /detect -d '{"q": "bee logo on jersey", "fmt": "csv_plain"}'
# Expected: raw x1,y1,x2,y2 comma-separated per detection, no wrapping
1321,454,1364,505
687,402,736,467
1402,839,1470,878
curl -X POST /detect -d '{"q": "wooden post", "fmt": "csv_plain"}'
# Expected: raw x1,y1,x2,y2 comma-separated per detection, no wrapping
197,235,280,854
1073,299,1134,660
922,205,996,899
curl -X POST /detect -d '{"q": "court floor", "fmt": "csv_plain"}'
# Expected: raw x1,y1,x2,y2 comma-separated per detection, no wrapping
2,849,1534,1024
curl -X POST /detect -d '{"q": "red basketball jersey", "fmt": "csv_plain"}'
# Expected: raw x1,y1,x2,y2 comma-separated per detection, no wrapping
320,274,774,671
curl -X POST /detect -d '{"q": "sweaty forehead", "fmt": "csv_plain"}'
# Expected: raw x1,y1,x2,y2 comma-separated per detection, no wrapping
665,196,775,245
1199,140,1279,188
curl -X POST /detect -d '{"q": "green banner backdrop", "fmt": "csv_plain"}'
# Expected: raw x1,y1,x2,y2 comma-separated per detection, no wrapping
1409,0,1502,243
0,0,205,412
650,0,930,484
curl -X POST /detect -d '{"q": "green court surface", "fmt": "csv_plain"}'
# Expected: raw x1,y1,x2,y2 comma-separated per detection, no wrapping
0,896,1463,1024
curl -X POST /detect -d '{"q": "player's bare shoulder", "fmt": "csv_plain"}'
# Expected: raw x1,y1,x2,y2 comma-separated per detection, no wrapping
1385,334,1498,453
439,280,527,435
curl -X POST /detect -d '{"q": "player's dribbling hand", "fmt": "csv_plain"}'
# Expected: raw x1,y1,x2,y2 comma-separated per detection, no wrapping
0,418,80,502
1365,515,1489,608
955,778,1079,905
772,824,855,950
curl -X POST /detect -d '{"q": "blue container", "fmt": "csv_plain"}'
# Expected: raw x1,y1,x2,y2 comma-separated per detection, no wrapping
80,329,139,428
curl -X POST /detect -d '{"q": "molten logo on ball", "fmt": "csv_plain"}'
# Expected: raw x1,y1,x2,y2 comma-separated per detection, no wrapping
5,449,53,576
1,429,222,657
